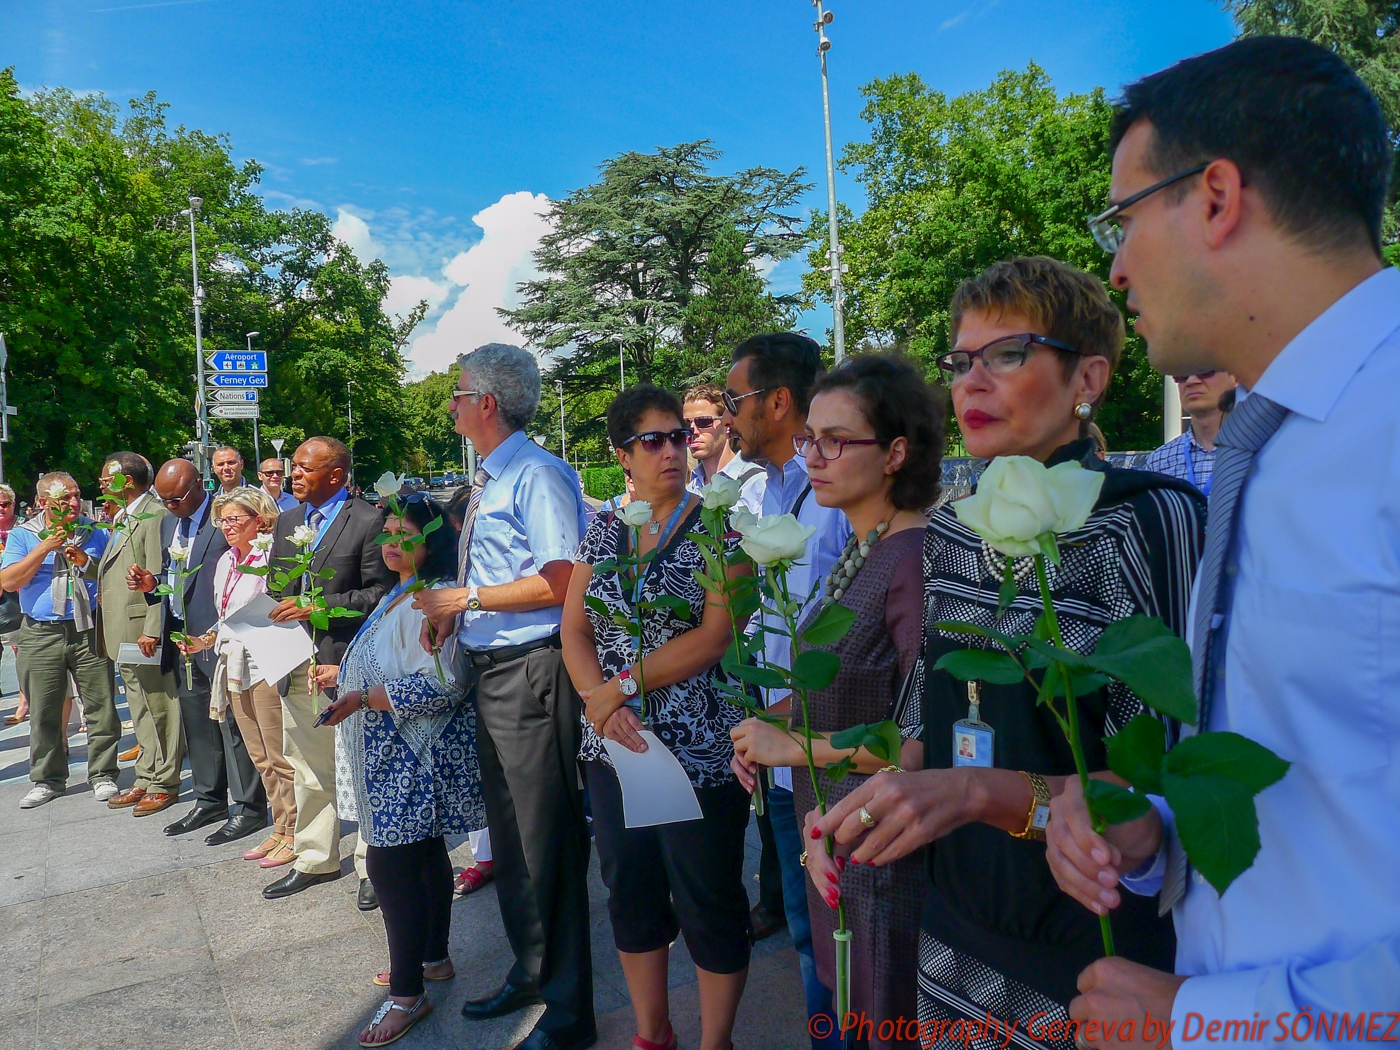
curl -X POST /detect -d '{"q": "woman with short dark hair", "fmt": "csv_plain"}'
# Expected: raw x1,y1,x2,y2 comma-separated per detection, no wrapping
731,353,944,1048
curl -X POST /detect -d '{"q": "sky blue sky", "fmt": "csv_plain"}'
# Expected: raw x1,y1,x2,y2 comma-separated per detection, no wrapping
5,0,1237,374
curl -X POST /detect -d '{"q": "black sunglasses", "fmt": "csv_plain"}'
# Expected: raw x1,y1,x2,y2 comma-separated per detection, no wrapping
622,429,691,453
1172,370,1219,383
722,388,769,415
687,415,723,431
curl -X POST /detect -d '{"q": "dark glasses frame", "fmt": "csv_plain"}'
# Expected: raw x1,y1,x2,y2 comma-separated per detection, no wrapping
935,333,1082,381
793,434,885,460
1087,162,1211,253
1172,370,1219,383
621,429,692,453
722,388,769,415
686,415,723,431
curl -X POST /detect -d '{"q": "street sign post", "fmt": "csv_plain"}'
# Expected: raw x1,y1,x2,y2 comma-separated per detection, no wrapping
207,372,268,388
206,350,268,372
211,389,259,403
210,404,260,419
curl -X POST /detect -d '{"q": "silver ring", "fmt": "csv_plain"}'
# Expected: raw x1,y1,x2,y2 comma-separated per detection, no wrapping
858,805,876,829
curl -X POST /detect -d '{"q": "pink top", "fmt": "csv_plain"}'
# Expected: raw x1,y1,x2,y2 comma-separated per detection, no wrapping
212,542,271,623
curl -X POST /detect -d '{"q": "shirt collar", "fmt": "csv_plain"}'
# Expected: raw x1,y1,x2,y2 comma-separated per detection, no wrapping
479,428,530,481
1251,266,1400,423
307,487,348,514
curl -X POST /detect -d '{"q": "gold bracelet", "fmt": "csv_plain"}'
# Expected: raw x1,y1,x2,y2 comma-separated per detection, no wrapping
1010,771,1051,841
877,765,901,774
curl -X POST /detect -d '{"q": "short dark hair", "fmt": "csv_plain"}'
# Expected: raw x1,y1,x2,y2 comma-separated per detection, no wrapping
103,451,152,489
390,496,458,583
731,332,825,415
809,354,947,511
1112,36,1392,256
606,384,685,449
305,436,352,473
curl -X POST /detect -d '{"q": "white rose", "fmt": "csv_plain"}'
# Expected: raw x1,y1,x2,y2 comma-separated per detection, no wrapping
954,456,1104,558
168,538,191,564
736,512,815,566
46,482,69,500
701,475,741,510
729,506,758,533
291,524,318,547
616,500,653,528
250,533,274,554
373,470,406,501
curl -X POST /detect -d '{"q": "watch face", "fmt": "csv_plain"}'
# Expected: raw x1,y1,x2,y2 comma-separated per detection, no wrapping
619,675,637,696
1032,804,1051,830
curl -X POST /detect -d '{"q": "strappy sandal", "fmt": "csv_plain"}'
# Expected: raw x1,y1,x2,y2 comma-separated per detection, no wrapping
244,835,281,861
257,839,297,869
358,993,431,1047
633,1022,678,1050
373,958,456,987
453,861,494,895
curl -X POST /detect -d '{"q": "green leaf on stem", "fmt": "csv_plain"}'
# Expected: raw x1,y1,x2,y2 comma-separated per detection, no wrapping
153,584,174,596
1163,732,1290,793
823,755,855,782
931,620,1023,653
801,601,857,646
1084,778,1154,824
309,609,330,631
1105,714,1166,794
421,517,443,536
727,662,789,690
933,648,1024,685
236,564,270,577
1055,668,1111,697
1083,616,1197,725
790,649,841,691
692,568,721,593
830,720,904,766
374,533,394,545
646,594,693,619
1160,772,1260,896
327,607,362,618
729,589,760,624
1036,531,1061,565
316,568,336,579
584,595,611,619
997,563,1018,613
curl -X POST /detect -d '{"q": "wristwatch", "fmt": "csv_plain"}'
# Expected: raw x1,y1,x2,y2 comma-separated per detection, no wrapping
1010,771,1051,841
618,668,639,697
465,585,482,612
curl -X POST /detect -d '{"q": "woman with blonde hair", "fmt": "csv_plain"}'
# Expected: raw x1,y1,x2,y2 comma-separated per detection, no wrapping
178,485,298,869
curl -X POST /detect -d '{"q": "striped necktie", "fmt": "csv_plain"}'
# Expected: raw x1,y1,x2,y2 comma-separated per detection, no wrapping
456,467,490,588
1161,390,1289,910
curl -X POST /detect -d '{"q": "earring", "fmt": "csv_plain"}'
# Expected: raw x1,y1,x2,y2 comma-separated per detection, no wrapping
1074,402,1093,420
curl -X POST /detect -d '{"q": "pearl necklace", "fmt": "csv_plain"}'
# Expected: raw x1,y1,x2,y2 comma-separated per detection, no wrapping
980,541,1038,588
821,520,890,606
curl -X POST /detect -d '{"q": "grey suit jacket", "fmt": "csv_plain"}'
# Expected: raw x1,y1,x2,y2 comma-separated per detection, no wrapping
90,493,169,661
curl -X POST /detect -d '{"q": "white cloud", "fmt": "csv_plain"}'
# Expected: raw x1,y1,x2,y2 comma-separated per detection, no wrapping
384,274,451,317
331,208,383,262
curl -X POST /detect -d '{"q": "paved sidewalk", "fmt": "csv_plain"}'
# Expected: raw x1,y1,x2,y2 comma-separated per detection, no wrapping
0,663,807,1050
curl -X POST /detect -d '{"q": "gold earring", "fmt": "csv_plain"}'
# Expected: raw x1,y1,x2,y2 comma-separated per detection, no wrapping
1074,402,1093,420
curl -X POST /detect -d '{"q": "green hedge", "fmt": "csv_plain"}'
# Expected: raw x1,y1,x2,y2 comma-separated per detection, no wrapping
580,465,625,501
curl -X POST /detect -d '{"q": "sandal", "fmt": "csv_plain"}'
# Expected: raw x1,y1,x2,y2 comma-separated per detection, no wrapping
5,712,26,726
633,1023,678,1050
453,861,494,895
373,958,456,987
244,836,281,861
359,993,431,1047
257,840,297,868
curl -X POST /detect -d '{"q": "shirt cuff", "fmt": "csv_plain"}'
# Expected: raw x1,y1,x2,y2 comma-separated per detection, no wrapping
533,546,577,568
1171,969,1269,1049
1119,794,1172,897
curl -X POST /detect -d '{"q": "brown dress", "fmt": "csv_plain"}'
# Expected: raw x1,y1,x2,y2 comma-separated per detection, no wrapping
793,527,925,1050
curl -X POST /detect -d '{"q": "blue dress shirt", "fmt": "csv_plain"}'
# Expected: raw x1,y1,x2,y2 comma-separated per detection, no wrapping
1,520,109,620
305,487,348,548
456,429,588,650
1126,267,1400,1043
265,487,299,513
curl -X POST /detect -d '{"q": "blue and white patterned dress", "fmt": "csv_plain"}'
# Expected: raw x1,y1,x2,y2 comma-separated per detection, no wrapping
335,582,485,847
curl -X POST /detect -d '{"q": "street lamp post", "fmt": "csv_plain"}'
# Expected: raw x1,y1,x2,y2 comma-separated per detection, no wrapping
619,347,626,391
556,379,567,462
346,381,356,479
182,195,212,481
812,1,847,364
246,331,261,462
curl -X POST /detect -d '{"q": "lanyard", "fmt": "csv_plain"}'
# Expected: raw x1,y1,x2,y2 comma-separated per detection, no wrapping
220,548,259,619
621,497,691,604
1183,441,1213,498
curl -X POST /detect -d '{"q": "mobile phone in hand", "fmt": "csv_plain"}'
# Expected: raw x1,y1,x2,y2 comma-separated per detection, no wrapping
313,704,336,728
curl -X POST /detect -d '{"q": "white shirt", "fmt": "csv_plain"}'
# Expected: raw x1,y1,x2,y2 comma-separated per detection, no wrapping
1166,267,1400,1042
716,451,768,515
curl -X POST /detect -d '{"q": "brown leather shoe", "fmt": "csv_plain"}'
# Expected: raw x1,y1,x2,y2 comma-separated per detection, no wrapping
132,792,177,817
107,786,147,809
118,744,142,763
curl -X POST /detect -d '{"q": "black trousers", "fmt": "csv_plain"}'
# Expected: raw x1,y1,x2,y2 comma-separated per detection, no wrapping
366,836,454,998
755,786,786,916
177,657,265,818
462,641,594,1038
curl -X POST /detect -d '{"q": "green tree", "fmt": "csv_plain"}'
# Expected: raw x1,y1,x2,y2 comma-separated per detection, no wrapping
402,364,462,473
805,65,1163,450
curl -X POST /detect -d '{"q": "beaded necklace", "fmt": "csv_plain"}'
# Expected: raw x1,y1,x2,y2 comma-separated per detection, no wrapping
820,515,894,606
980,541,1038,588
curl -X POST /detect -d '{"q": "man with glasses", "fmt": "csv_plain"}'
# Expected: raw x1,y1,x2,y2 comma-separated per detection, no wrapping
683,384,766,513
257,457,298,512
1143,370,1237,496
1043,38,1400,1048
722,332,851,1050
129,458,265,842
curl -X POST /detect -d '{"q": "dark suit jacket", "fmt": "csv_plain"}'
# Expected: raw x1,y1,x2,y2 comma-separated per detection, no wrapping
271,493,394,666
146,495,226,676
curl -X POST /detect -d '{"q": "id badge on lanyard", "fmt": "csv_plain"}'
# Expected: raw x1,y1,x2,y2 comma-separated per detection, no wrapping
952,681,994,767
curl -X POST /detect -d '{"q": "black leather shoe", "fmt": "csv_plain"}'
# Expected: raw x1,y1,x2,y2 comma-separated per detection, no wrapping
461,980,544,1020
262,868,343,900
357,878,379,912
163,807,226,837
750,901,786,941
204,812,266,845
512,1024,598,1050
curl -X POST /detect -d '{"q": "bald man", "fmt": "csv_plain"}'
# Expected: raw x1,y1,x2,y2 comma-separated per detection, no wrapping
130,459,266,842
211,446,245,494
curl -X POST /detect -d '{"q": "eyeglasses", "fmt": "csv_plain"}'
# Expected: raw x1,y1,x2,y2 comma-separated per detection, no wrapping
157,484,200,507
621,429,691,453
448,389,483,402
0,501,13,509
213,514,254,528
793,434,884,460
259,470,285,478
1172,370,1219,384
936,333,1082,383
722,388,769,415
1087,162,1211,253
686,415,722,432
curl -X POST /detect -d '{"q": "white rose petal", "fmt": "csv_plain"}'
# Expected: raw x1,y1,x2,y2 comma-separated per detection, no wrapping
46,482,69,500
291,524,318,547
954,456,1104,558
736,513,815,566
250,533,274,554
373,470,406,501
1044,461,1103,534
729,506,758,533
701,475,742,510
616,500,653,528
168,539,190,563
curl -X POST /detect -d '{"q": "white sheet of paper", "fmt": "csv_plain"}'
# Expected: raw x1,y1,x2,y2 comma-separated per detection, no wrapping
601,730,703,828
116,642,161,666
221,592,315,685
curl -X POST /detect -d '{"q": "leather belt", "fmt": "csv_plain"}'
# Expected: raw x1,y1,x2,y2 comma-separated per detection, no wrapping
466,632,561,669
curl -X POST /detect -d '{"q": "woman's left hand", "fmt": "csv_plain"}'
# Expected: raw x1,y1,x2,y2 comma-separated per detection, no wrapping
319,691,362,727
730,717,803,769
809,767,978,867
802,806,851,911
601,706,648,753
312,663,340,691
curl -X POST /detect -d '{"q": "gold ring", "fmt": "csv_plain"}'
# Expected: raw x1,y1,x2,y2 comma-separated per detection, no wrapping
858,805,876,829
799,851,808,867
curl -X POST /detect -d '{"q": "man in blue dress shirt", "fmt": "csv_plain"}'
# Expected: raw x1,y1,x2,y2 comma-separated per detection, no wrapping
1044,38,1400,1046
414,343,594,1050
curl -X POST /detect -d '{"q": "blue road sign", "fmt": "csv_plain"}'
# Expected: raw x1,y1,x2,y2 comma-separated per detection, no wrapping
206,350,268,372
207,372,268,388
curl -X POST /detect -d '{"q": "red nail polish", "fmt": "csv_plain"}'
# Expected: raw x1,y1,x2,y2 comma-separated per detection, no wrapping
810,827,822,840
835,857,846,872
826,872,837,884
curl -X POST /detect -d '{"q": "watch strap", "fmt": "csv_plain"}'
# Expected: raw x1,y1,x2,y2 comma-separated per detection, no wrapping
1010,770,1051,841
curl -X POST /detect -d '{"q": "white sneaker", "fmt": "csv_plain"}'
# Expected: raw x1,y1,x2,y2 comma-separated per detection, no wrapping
20,784,61,809
92,780,119,803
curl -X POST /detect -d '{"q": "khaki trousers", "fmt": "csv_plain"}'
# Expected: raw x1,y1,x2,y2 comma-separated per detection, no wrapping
121,661,183,793
232,680,297,838
281,660,366,878
17,619,121,789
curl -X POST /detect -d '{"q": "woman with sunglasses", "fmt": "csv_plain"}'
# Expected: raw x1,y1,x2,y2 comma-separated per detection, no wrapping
730,353,944,1049
804,257,1206,1048
562,384,753,1050
177,487,298,868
